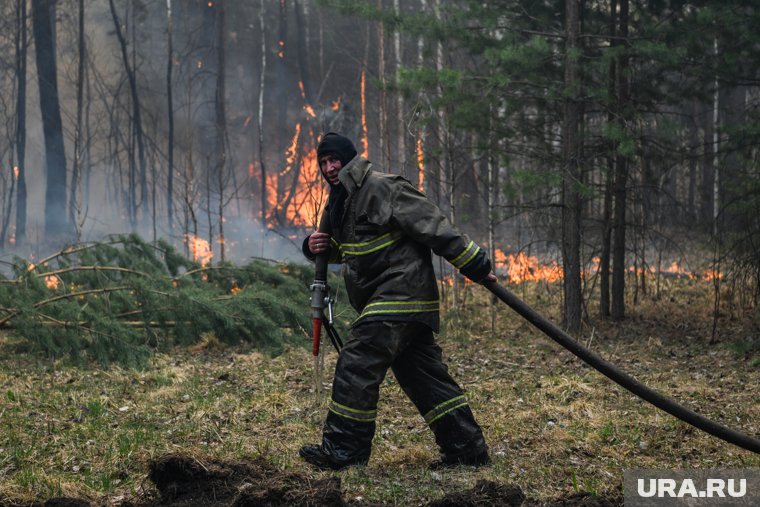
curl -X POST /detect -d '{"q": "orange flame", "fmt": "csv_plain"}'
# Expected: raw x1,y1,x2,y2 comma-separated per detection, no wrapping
495,250,563,284
331,98,341,111
185,234,213,267
280,123,302,177
296,82,317,119
494,252,721,284
266,124,325,227
360,69,369,158
45,275,60,290
13,166,19,180
416,134,425,192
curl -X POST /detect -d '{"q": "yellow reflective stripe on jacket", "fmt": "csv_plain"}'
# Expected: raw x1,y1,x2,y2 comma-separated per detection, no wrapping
329,237,343,262
423,395,468,425
340,231,404,256
329,399,377,423
358,300,439,320
450,241,480,269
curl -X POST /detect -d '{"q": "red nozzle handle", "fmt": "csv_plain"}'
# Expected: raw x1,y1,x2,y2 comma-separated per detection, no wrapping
312,318,322,356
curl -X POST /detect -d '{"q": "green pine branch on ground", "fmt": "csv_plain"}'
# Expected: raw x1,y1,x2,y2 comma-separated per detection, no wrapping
0,234,343,367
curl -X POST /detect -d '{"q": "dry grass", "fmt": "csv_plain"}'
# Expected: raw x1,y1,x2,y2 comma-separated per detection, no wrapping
0,278,758,505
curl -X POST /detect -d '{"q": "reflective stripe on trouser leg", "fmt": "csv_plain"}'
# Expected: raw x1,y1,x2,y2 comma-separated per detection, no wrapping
321,321,409,464
390,324,487,460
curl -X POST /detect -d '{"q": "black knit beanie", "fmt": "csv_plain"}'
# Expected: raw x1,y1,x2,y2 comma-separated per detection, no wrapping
317,132,357,168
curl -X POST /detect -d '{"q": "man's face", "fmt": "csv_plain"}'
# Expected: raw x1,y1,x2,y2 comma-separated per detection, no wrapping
319,154,342,186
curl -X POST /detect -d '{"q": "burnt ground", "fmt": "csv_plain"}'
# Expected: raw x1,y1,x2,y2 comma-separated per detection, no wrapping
1,454,622,507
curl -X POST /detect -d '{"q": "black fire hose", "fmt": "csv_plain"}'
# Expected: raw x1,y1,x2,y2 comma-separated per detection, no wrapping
483,280,760,455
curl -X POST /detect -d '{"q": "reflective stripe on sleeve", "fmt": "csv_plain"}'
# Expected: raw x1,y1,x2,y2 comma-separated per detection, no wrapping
423,395,469,425
450,241,480,269
340,231,404,256
328,399,377,423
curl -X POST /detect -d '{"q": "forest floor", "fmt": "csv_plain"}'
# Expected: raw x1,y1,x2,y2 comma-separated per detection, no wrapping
0,277,758,506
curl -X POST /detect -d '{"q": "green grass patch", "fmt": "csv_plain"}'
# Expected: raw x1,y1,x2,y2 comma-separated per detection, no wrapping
0,279,758,504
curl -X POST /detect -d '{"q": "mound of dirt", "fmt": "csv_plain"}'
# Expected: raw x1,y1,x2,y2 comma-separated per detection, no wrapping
430,480,526,506
146,454,344,506
2,455,622,506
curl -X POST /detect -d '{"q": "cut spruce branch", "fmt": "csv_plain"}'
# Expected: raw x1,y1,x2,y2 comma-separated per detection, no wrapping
37,265,152,279
0,286,132,327
0,234,324,367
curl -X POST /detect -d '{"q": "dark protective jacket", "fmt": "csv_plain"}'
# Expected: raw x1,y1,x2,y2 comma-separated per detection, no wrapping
304,156,491,333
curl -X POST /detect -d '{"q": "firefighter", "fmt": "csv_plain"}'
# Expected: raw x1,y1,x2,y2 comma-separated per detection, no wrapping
300,132,496,470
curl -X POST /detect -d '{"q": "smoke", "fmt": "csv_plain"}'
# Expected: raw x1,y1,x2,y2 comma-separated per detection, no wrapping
0,0,371,267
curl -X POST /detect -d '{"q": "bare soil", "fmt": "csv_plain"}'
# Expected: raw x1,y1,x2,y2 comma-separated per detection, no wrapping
2,455,622,507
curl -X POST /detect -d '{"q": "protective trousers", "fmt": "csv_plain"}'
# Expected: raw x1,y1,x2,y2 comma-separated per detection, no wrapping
321,321,487,464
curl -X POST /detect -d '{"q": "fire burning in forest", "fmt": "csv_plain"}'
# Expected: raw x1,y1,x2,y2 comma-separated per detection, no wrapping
360,69,369,158
28,263,62,289
491,250,722,284
416,134,425,192
298,81,316,119
495,250,563,284
186,234,213,267
262,122,323,228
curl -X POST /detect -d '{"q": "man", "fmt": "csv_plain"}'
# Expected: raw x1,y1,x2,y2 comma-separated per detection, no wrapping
300,132,496,471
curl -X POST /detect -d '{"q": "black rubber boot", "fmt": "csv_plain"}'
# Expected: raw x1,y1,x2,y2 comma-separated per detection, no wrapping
298,444,368,471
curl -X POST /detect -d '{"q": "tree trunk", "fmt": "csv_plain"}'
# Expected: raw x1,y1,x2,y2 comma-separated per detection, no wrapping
274,0,288,224
687,101,699,222
258,0,268,226
166,0,175,232
15,0,28,246
377,0,388,169
32,0,68,239
70,0,86,238
109,0,147,230
711,40,720,236
488,105,500,333
215,1,227,262
719,84,746,230
416,0,427,193
561,0,582,332
393,0,406,178
600,0,615,318
294,0,314,106
611,0,629,321
700,99,715,229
